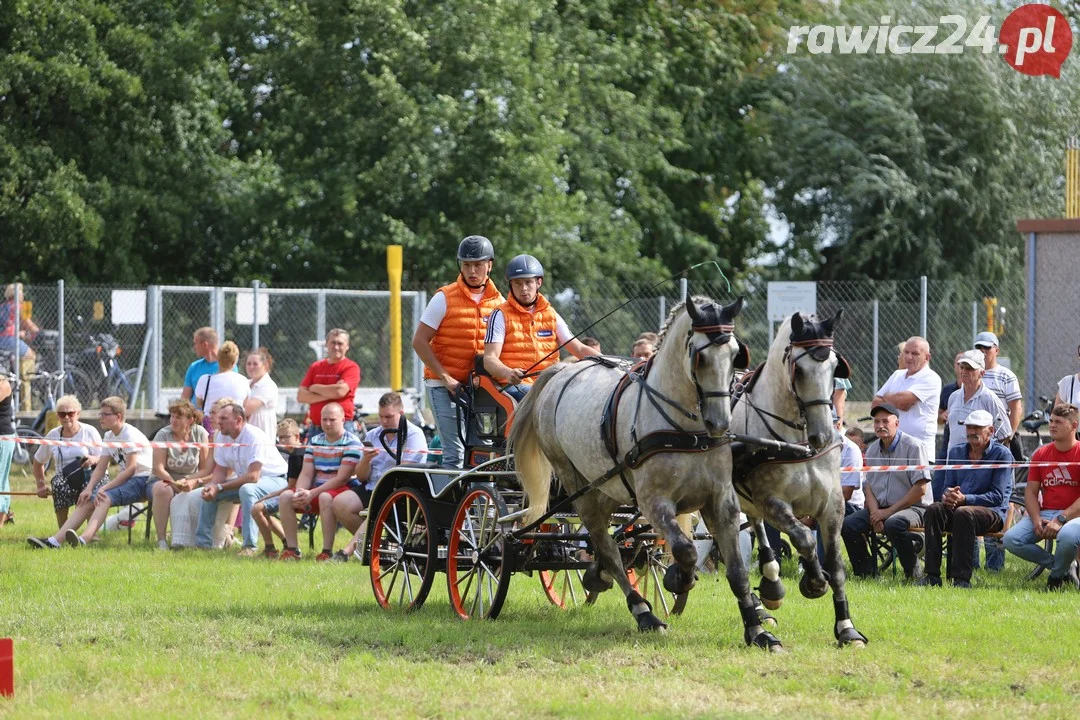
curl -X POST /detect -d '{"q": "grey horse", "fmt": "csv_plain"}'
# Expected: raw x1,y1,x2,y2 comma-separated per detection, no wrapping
509,296,782,647
730,311,868,648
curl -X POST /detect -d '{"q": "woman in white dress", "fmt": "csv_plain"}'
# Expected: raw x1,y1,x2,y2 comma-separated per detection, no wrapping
152,399,212,549
244,347,279,438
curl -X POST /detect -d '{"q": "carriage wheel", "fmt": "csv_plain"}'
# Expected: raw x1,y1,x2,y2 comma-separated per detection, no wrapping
370,488,438,612
630,539,687,617
447,487,511,620
538,518,595,608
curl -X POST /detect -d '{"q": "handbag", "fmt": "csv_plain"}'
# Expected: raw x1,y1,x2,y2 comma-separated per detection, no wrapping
60,457,92,493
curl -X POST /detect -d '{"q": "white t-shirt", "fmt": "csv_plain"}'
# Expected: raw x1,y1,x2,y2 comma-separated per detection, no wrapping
246,374,279,438
103,424,153,476
213,423,288,479
484,308,573,345
364,421,429,490
419,289,485,331
875,365,942,461
33,424,103,471
839,434,865,509
1057,374,1080,406
195,370,250,412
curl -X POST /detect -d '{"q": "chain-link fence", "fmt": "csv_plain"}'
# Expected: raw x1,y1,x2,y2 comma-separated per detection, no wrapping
3,275,1026,418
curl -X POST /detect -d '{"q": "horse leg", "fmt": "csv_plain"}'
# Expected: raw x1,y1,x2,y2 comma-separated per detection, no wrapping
753,519,785,612
640,495,698,596
819,497,868,648
760,496,829,600
576,499,667,633
700,490,783,652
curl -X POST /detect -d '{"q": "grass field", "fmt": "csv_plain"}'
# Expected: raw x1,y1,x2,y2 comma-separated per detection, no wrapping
2,465,1079,719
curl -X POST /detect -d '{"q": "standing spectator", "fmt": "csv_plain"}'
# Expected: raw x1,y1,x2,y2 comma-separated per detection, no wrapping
580,337,602,353
871,336,941,462
1,284,39,411
1053,345,1080,407
631,339,655,360
298,329,362,435
28,397,153,549
1003,404,1080,590
841,402,932,579
195,403,288,555
937,352,965,458
918,410,1012,588
411,235,503,469
181,327,219,405
150,399,212,550
194,341,249,429
244,347,279,438
334,392,428,561
833,378,852,427
483,254,599,401
251,419,307,558
895,340,906,370
278,403,363,561
0,374,13,528
30,394,103,529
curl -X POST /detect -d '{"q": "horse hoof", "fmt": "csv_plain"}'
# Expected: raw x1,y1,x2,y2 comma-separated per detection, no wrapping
846,640,866,649
583,565,613,594
757,578,786,608
760,597,783,611
663,564,696,595
769,643,786,654
836,626,869,647
799,572,829,600
747,629,783,652
636,612,668,633
761,615,778,627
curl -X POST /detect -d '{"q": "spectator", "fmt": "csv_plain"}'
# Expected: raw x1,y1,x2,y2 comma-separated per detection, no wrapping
412,235,503,469
810,411,865,561
180,396,242,549
845,426,868,453
872,336,941,462
1003,403,1080,590
277,402,362,561
638,331,659,345
631,339,655,360
195,341,249,429
335,392,428,561
937,352,965,457
244,347,279,437
251,419,307,558
195,403,289,555
0,374,12,528
181,327,219,405
1,284,39,411
918,410,1012,588
841,402,932,579
833,377,851,426
298,329,362,435
30,394,103,529
895,340,906,370
29,396,153,549
483,255,599,401
150,399,212,550
1053,345,1080,407
581,337,602,353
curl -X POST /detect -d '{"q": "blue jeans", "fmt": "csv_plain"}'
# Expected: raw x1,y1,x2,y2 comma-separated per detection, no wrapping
428,385,463,469
104,475,155,506
1003,512,1080,580
504,384,529,402
0,336,30,358
195,474,288,548
972,536,1006,571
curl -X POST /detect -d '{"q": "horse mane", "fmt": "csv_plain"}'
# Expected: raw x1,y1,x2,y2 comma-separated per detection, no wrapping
655,295,712,351
767,315,795,368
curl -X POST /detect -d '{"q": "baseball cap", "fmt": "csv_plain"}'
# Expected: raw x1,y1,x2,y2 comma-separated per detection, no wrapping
957,349,985,370
973,331,999,348
870,402,900,418
963,409,994,427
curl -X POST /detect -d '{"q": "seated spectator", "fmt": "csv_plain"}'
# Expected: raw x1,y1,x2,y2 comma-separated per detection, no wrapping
30,394,102,529
335,392,428,561
1003,403,1080,590
809,411,865,560
150,399,212,550
251,418,306,558
631,338,655,361
845,426,868,454
244,347,279,438
195,403,288,555
195,341,250,430
28,396,153,549
278,403,363,561
918,410,1012,588
298,328,362,435
638,331,659,345
841,402,931,579
175,397,241,549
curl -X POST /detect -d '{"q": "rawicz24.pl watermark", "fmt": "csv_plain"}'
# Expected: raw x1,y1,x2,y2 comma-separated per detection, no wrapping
786,3,1073,77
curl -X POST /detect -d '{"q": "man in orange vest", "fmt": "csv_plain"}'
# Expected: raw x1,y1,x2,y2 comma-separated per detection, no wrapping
412,236,504,468
483,254,599,401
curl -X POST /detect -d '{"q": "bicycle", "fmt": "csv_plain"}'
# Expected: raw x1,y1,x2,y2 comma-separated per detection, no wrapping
7,370,68,465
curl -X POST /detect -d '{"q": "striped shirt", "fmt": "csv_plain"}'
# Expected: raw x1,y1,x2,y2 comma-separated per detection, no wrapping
304,431,363,488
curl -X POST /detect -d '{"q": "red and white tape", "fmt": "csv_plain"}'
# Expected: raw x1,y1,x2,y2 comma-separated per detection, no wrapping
4,435,442,455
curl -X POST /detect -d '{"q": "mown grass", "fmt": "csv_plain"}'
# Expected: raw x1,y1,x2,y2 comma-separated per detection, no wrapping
2,466,1078,719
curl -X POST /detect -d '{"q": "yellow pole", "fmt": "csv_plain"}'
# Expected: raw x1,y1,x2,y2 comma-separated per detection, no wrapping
387,245,403,391
1068,137,1079,218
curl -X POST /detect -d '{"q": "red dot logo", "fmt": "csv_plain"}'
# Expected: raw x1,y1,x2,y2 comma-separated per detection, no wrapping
999,4,1072,77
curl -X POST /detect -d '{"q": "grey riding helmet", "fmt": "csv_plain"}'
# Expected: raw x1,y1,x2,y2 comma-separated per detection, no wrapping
505,254,544,281
457,235,495,263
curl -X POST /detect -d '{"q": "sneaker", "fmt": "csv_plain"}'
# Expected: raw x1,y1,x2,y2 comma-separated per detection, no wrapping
156,540,170,551
352,546,363,562
237,547,259,557
330,550,349,563
262,547,280,560
65,529,86,548
950,578,972,589
916,575,942,587
1066,560,1080,591
315,551,332,562
1046,575,1065,592
27,536,57,549
279,548,302,561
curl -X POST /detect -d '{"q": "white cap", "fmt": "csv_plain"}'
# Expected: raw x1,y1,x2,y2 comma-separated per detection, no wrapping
963,409,994,427
957,349,985,371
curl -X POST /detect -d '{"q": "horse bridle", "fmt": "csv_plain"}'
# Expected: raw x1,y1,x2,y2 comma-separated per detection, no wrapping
685,322,736,416
783,337,838,415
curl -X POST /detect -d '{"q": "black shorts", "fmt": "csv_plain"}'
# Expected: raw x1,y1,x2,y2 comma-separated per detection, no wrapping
352,485,372,508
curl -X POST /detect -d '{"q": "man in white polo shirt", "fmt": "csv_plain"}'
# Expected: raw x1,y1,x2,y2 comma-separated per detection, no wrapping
872,336,942,461
196,402,289,555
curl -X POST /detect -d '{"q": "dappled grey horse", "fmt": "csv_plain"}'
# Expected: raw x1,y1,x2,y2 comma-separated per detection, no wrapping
730,311,867,648
510,296,782,648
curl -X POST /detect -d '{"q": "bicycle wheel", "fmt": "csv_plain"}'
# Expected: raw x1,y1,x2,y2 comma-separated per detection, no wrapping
13,428,43,466
107,369,138,406
63,367,97,408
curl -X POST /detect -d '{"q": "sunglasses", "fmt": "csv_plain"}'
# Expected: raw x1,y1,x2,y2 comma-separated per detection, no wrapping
99,411,117,418
57,411,78,418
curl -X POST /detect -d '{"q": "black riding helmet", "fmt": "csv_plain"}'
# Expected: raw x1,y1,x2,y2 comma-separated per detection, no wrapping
505,254,544,281
457,235,495,263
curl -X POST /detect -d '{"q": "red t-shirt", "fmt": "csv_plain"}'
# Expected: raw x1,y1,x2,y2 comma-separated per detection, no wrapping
301,357,361,424
1029,442,1080,510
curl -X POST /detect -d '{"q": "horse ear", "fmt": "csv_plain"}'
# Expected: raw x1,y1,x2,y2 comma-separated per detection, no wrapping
790,312,804,336
722,296,745,320
685,296,702,324
734,339,750,369
822,308,843,335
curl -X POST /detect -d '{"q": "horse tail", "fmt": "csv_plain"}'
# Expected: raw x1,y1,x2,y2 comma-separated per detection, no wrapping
508,365,562,524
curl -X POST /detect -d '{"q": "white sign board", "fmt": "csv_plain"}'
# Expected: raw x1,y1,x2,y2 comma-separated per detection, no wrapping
767,281,817,322
111,290,146,325
235,290,269,326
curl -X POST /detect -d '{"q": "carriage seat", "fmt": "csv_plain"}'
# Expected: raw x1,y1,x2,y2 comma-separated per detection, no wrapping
457,356,518,467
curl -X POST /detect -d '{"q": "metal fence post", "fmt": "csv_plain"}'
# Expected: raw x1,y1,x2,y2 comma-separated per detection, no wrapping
212,287,225,342
971,301,978,346
872,299,880,395
148,286,162,412
11,284,19,411
658,296,666,332
251,280,260,349
316,289,327,343
919,275,928,339
57,279,65,396
679,278,688,302
1026,231,1037,401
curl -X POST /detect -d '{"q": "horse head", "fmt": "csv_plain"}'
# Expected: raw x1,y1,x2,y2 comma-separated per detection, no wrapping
683,295,747,437
787,309,848,449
